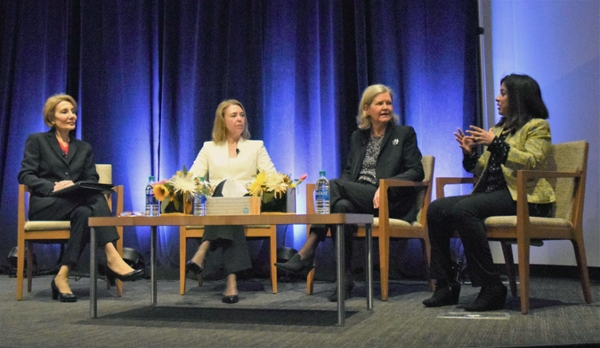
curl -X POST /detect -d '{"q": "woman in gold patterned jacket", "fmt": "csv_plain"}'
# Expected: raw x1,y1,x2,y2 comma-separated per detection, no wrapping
423,74,554,312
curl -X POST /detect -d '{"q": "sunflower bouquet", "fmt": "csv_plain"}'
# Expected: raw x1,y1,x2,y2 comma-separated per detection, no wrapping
248,171,307,212
152,166,213,214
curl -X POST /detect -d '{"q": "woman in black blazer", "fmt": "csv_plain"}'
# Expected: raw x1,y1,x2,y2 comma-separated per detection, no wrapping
275,84,424,301
18,94,143,302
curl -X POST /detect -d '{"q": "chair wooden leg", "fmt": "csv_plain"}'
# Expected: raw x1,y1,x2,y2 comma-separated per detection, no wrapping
420,237,434,291
115,279,123,297
179,228,187,295
306,268,315,294
269,227,278,294
501,242,518,297
571,238,592,304
517,240,531,314
116,227,123,297
379,236,390,301
16,236,25,300
26,242,34,293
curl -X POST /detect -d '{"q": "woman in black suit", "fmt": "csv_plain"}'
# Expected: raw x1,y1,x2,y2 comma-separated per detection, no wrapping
275,84,424,301
18,94,143,302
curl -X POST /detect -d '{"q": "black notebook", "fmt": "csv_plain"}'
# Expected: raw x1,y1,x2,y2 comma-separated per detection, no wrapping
51,182,114,197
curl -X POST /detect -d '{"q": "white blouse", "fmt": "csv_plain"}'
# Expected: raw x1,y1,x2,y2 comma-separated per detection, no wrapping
189,138,276,186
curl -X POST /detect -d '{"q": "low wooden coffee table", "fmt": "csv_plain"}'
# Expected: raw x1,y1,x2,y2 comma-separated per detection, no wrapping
89,213,373,326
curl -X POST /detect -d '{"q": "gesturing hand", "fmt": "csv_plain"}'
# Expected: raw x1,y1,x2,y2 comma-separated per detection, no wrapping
454,128,476,155
466,125,495,146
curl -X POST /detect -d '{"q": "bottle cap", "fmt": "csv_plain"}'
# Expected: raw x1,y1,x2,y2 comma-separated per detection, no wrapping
149,175,155,181
319,170,326,177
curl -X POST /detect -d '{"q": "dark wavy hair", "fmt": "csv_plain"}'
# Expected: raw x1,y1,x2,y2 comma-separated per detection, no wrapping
497,74,549,133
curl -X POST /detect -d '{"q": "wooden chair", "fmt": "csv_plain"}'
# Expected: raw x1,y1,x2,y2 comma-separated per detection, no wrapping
306,155,435,300
16,164,124,300
179,223,278,295
436,140,592,314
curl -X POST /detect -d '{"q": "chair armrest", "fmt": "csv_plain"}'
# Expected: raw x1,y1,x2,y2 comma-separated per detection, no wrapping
436,177,476,199
378,178,431,223
515,169,584,226
517,170,582,180
305,183,315,215
105,185,124,216
379,178,429,188
113,185,124,216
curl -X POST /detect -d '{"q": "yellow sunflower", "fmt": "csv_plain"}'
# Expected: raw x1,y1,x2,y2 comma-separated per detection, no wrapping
152,184,170,201
248,171,267,196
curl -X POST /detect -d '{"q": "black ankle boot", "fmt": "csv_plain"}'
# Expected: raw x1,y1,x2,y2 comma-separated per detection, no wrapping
423,281,461,307
274,253,314,274
463,283,507,312
328,279,355,302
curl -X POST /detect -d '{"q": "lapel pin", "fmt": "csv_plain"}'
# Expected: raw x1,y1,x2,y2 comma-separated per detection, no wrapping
392,138,399,145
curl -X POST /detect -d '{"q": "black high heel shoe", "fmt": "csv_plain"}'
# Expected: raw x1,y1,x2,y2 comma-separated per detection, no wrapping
51,278,77,303
186,260,204,286
106,268,144,286
222,294,239,304
274,253,314,275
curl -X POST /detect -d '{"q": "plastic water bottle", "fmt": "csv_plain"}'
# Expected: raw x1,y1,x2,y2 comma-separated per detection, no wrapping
193,177,207,216
145,176,159,216
314,170,330,214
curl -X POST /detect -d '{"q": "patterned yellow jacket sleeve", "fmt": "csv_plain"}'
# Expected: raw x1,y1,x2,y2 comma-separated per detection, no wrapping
471,118,555,204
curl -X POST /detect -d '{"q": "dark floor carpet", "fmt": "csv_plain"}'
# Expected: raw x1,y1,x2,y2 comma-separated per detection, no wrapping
1,275,599,347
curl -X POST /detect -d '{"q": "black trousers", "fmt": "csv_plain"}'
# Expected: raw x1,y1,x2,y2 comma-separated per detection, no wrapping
201,225,252,275
311,179,378,272
30,193,119,268
427,187,552,287
200,180,252,275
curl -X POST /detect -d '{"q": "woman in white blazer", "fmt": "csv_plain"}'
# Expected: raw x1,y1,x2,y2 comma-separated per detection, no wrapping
188,99,276,303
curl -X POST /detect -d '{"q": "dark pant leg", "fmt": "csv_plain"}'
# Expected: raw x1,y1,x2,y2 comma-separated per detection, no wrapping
202,225,252,275
86,193,120,246
453,189,516,286
31,193,119,268
220,227,252,275
427,195,471,282
311,179,377,271
62,205,93,267
200,181,252,275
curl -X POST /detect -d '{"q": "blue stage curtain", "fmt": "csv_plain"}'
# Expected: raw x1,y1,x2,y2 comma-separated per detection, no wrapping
0,0,479,278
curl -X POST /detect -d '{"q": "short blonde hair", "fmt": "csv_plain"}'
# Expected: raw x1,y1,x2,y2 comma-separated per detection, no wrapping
43,94,77,128
356,84,399,130
212,99,251,144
